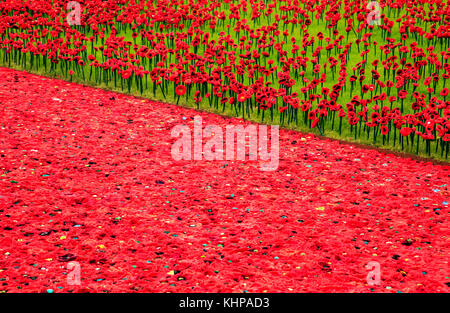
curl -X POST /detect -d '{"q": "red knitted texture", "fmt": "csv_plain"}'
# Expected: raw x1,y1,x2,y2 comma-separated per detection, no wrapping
0,68,448,293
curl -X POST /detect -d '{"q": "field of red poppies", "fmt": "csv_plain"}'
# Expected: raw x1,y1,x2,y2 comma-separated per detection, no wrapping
0,0,450,159
0,0,449,294
0,67,449,293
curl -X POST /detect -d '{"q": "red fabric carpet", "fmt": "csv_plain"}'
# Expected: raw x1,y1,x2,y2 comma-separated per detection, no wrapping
0,67,448,293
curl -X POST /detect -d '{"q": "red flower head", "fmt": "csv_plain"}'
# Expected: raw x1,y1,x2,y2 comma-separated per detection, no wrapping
175,85,187,96
237,93,247,102
400,127,414,137
398,90,408,99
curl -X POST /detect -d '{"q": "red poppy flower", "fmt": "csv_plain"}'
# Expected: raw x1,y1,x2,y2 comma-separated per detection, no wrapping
398,90,408,99
278,106,288,113
400,127,414,137
175,85,186,96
